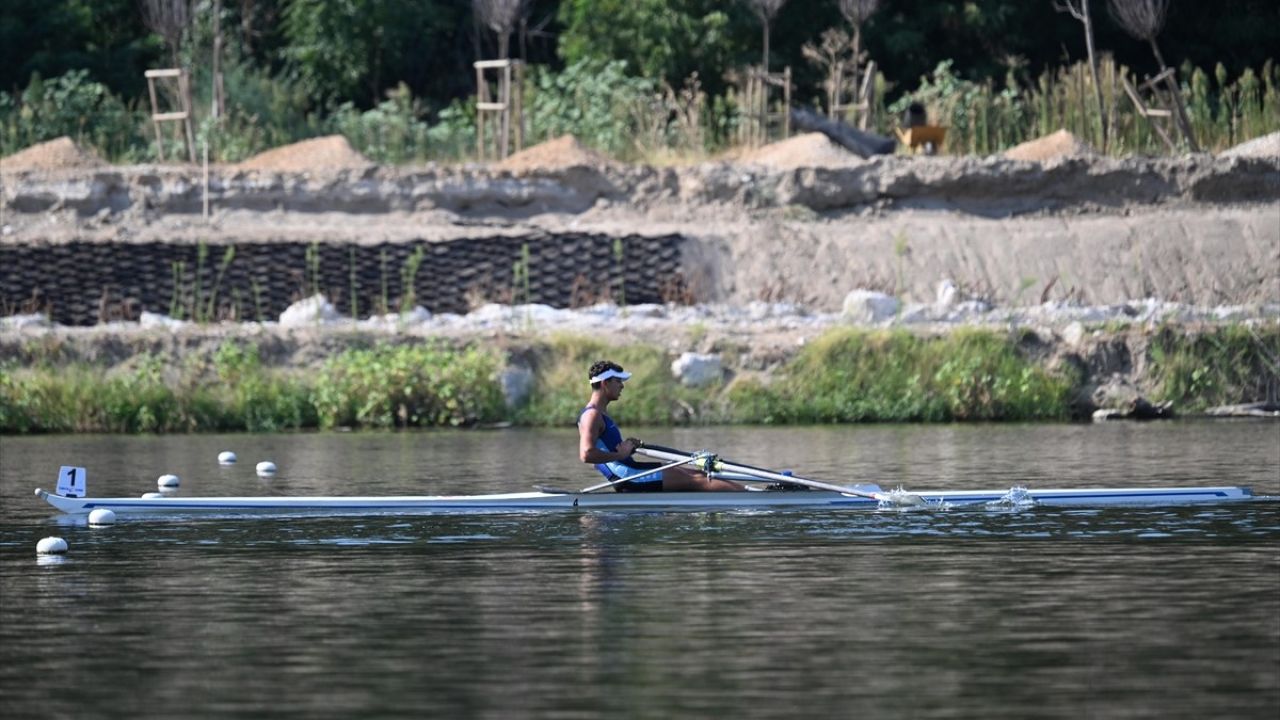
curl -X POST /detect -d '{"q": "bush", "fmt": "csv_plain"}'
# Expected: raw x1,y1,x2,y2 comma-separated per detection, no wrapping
0,70,145,160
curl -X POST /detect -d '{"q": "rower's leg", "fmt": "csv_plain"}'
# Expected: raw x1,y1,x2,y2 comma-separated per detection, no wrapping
662,467,745,492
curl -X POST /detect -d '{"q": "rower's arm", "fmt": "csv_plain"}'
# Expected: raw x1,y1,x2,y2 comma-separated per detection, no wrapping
578,410,635,463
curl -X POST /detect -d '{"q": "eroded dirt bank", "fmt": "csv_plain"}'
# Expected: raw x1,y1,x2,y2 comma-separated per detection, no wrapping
3,154,1277,311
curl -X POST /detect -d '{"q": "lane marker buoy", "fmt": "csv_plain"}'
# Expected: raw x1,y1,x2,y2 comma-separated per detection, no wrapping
157,473,180,487
37,537,68,554
256,461,277,476
88,509,116,525
142,492,165,499
218,451,238,465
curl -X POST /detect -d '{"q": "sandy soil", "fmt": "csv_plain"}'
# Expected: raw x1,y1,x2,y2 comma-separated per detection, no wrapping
3,133,1278,314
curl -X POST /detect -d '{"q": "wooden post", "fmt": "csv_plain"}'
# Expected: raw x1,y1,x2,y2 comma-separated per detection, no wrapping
782,66,791,138
474,60,525,160
145,68,196,163
475,63,487,160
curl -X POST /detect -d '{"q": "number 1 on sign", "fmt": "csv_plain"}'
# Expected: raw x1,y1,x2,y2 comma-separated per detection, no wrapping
57,466,87,498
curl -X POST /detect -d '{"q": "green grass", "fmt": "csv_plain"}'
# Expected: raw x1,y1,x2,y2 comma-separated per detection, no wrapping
1147,324,1280,411
1,326,1274,433
725,328,1074,423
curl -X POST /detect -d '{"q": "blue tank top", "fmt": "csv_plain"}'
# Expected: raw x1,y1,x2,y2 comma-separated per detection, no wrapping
580,405,623,478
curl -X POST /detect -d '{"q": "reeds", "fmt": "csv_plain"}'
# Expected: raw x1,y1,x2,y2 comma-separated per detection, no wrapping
884,56,1279,155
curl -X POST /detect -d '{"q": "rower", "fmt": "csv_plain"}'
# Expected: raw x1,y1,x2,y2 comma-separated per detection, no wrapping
577,360,744,492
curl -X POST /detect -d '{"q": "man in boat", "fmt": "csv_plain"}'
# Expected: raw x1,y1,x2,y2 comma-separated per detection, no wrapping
579,360,744,492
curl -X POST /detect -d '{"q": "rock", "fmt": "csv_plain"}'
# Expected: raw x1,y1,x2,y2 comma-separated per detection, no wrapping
1091,381,1175,421
279,294,341,327
841,290,900,324
1062,321,1086,348
935,279,958,309
499,365,534,408
1204,401,1280,418
140,311,187,329
672,352,723,388
0,313,51,329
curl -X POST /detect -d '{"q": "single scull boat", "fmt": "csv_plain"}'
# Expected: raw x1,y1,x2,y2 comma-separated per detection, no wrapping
34,485,1255,517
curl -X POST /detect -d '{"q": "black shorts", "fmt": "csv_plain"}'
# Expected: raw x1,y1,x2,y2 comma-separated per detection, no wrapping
613,478,665,493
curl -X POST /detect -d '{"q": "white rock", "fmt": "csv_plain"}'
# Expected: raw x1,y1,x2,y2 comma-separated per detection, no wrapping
157,473,180,487
935,279,958,309
37,537,68,554
672,352,723,388
841,290,901,324
1062,321,1086,347
256,461,277,476
279,294,341,327
218,451,238,465
139,311,187,329
88,509,116,525
0,313,51,330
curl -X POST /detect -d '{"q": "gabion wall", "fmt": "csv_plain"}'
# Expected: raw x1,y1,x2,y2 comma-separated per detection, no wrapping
0,233,687,326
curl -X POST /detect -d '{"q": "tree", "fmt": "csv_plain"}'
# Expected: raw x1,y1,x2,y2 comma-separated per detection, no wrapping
1107,0,1197,149
1107,0,1171,68
838,0,879,88
746,0,788,71
558,0,735,93
473,0,528,60
1053,0,1107,151
139,0,192,68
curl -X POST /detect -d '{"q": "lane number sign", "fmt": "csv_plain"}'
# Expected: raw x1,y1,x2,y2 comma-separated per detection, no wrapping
57,466,87,498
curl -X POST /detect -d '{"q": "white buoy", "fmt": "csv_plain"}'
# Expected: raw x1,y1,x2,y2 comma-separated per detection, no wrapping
142,492,165,499
37,537,68,554
218,451,238,465
256,461,277,476
157,473,181,488
88,509,117,526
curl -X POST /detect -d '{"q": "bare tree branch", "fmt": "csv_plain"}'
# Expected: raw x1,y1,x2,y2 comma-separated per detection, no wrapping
838,0,880,26
746,0,788,23
1054,0,1108,151
473,0,528,59
139,0,192,67
1107,0,1169,42
745,0,789,71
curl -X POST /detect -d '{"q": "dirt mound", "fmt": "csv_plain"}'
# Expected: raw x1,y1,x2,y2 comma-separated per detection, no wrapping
1,136,105,171
743,133,862,168
1220,131,1280,160
497,135,613,172
1004,129,1095,162
236,135,371,172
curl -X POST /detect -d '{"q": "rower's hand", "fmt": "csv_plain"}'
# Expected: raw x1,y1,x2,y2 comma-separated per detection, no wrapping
619,438,639,458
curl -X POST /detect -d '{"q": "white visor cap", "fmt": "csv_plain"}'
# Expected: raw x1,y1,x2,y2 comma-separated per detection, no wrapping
590,368,632,384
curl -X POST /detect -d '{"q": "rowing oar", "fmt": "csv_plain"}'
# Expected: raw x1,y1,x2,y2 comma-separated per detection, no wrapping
576,456,697,493
637,442,926,506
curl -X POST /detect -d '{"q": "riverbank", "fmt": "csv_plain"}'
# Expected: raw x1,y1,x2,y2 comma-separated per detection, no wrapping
3,139,1277,431
2,315,1276,432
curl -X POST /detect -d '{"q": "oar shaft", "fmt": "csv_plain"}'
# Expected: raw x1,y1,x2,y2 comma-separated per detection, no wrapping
637,443,883,500
578,456,693,493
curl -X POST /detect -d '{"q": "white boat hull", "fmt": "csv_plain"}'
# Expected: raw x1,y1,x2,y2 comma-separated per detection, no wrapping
34,485,1255,517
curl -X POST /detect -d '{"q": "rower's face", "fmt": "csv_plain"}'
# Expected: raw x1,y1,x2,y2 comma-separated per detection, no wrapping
606,377,625,397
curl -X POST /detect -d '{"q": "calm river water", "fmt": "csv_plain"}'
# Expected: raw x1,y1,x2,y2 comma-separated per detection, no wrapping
2,423,1278,719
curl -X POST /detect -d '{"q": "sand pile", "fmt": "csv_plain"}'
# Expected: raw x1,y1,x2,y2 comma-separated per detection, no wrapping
743,133,861,169
497,135,613,172
1220,131,1280,160
236,135,371,172
1,136,105,171
1004,129,1095,162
